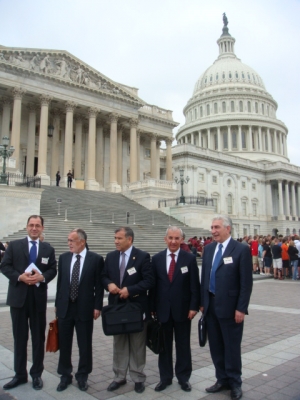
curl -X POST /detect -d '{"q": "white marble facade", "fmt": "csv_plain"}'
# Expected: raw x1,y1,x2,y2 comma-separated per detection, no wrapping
173,19,300,236
0,46,176,192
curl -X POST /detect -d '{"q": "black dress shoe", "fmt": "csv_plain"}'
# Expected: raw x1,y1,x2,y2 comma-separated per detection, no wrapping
231,386,243,399
107,379,127,391
155,381,172,391
3,377,28,389
134,382,145,393
32,377,43,390
206,381,230,393
78,380,88,391
57,381,70,392
180,381,192,392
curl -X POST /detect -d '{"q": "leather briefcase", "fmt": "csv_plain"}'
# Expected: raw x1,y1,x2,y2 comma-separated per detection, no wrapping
198,315,207,347
46,318,59,352
146,317,165,354
102,297,143,336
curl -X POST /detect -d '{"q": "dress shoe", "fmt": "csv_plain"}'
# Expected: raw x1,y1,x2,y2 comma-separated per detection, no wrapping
107,379,127,391
180,381,192,392
231,386,243,399
3,377,28,389
155,381,172,391
206,381,230,393
134,382,145,393
32,377,43,390
78,380,88,391
57,381,71,392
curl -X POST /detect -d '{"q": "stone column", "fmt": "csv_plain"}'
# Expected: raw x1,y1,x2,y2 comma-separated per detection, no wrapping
217,127,221,151
1,98,12,140
191,133,194,145
266,180,273,218
129,119,138,183
74,114,83,180
254,128,259,150
297,184,300,216
227,126,232,151
291,182,297,217
284,181,290,217
37,95,51,184
117,125,123,186
267,128,272,152
273,130,278,154
107,113,121,192
278,179,284,217
11,87,26,171
86,108,99,191
137,130,141,181
156,140,160,179
238,125,242,151
63,101,76,187
26,103,38,176
283,133,287,157
166,138,173,181
96,122,104,189
198,130,202,147
258,126,262,151
207,128,211,150
248,126,252,151
50,108,61,185
150,133,157,179
279,132,283,155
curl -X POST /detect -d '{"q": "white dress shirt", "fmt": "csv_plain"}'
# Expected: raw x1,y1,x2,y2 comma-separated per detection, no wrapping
212,236,232,265
119,246,133,269
70,247,87,281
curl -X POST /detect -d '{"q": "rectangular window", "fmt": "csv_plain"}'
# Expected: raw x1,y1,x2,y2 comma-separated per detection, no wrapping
206,104,210,116
212,176,217,183
214,133,218,150
232,132,237,149
231,101,235,112
198,173,204,182
214,103,218,114
242,131,246,149
252,183,256,190
194,108,197,119
222,102,226,113
242,181,246,189
223,132,228,149
242,202,246,216
253,203,257,216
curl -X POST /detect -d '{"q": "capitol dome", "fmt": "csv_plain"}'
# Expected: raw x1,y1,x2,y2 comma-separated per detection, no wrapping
176,18,288,163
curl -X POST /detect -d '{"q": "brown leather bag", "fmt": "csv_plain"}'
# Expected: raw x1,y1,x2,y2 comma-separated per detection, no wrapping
46,318,59,352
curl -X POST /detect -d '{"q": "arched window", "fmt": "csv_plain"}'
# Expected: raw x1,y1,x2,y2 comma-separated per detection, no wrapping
262,104,265,115
229,72,232,79
222,101,226,113
194,108,197,120
231,101,235,112
242,131,246,149
200,106,203,117
206,104,210,116
232,132,237,149
216,73,219,81
227,194,233,214
235,72,239,79
222,72,225,79
255,102,258,113
214,103,218,114
214,133,218,150
247,101,251,112
239,101,243,112
223,131,228,149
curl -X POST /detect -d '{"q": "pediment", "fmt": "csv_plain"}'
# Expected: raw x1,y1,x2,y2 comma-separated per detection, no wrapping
0,46,144,107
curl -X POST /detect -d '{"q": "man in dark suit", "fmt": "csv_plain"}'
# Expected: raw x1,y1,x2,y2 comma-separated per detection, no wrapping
102,226,154,394
55,228,104,392
200,215,253,400
1,215,57,390
150,226,200,393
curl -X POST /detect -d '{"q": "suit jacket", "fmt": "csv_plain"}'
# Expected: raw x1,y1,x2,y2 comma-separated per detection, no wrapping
201,238,253,319
101,246,154,319
55,250,104,321
0,237,57,311
150,249,200,323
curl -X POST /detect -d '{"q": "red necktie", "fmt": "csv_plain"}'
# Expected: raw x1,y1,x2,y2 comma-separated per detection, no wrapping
168,253,176,282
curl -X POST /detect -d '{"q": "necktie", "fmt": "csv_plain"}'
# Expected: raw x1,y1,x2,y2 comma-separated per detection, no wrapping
120,252,126,285
209,243,223,294
29,241,37,265
168,253,176,282
70,254,81,301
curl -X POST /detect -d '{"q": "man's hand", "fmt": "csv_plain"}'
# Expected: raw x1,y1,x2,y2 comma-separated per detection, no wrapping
188,310,197,320
108,283,120,295
29,269,45,284
235,310,245,323
19,272,37,285
94,309,101,320
119,287,129,299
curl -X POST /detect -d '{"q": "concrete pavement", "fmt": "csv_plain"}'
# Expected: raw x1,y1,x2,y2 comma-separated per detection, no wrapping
0,276,300,399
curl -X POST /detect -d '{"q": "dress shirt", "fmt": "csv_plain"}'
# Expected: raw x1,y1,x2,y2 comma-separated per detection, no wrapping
166,248,180,273
119,246,133,269
27,236,40,257
212,236,232,266
70,247,87,282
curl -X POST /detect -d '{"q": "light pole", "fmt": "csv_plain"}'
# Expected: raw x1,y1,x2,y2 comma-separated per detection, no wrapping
175,168,190,204
0,136,15,184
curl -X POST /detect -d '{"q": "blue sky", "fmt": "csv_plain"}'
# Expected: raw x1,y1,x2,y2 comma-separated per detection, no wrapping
1,0,299,165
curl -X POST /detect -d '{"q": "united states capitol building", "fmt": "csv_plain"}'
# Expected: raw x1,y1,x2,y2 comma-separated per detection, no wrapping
0,15,299,237
173,16,300,237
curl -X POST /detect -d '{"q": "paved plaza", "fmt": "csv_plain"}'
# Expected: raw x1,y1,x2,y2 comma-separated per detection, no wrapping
0,275,300,400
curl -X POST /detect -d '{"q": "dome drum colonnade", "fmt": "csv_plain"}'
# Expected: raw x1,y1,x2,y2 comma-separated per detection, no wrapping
0,48,175,191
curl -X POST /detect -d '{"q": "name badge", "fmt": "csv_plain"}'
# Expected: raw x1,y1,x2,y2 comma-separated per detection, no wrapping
41,257,49,264
223,257,233,264
181,266,188,274
127,267,137,275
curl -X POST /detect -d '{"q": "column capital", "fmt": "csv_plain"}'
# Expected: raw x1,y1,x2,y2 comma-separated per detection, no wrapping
74,113,85,123
65,101,77,113
150,133,158,140
40,94,52,107
129,118,139,128
277,179,283,184
1,97,12,106
109,113,119,123
13,87,26,99
88,107,99,118
165,138,173,146
27,102,39,113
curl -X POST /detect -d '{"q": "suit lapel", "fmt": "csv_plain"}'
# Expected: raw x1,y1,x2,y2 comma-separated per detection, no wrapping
159,249,169,281
171,250,184,282
22,237,29,264
79,250,90,283
122,246,137,284
216,238,236,272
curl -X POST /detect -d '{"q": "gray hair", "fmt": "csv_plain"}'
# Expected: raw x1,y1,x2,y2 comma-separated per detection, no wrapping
165,226,183,237
212,215,232,229
115,226,134,242
71,228,87,241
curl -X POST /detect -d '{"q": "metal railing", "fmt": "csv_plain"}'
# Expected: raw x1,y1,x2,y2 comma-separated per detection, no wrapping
6,173,41,188
158,196,214,208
